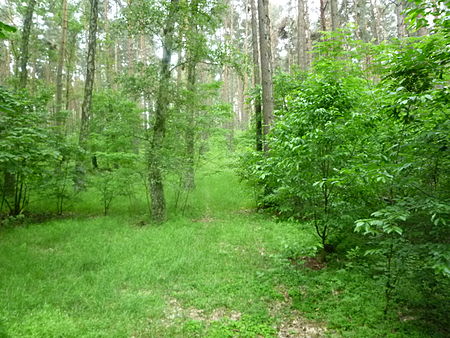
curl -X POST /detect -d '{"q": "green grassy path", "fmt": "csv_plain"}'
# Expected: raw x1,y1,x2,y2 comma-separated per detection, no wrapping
0,166,321,337
0,161,435,337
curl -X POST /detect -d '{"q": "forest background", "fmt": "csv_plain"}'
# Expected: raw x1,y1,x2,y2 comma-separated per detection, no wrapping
0,0,449,336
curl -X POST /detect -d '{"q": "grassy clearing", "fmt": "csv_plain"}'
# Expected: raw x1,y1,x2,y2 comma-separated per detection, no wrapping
0,165,291,337
0,148,444,337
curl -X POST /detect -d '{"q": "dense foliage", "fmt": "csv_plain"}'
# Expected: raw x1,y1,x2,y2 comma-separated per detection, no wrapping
239,25,449,323
1,0,449,335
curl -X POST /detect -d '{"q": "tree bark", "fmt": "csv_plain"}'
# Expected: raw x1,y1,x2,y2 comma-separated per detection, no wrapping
330,0,339,31
65,31,77,112
18,0,36,89
339,0,349,25
355,0,369,41
0,43,11,80
55,0,68,123
395,0,406,38
79,0,99,150
103,0,114,86
250,0,262,151
257,0,274,151
369,0,380,43
184,61,196,191
319,0,327,31
297,0,308,69
183,1,200,192
148,0,178,223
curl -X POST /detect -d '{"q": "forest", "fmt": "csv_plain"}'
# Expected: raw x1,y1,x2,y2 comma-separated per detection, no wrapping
0,0,449,336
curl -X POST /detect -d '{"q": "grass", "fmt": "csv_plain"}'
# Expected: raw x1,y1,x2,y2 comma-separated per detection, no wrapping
0,146,446,337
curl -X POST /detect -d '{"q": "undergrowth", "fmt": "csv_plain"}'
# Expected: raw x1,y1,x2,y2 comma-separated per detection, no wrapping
0,144,447,337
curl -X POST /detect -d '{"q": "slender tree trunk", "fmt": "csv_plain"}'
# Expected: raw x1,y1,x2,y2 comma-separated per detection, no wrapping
250,0,262,151
238,75,247,128
395,0,406,38
339,0,349,25
369,0,380,43
79,0,99,150
103,0,114,86
65,32,77,112
55,0,68,123
114,42,119,74
257,0,274,151
126,0,134,74
0,43,11,80
355,0,369,41
242,1,250,128
184,61,196,191
297,0,308,69
148,0,178,223
330,0,339,31
320,0,327,31
305,1,312,66
183,0,199,192
18,0,36,89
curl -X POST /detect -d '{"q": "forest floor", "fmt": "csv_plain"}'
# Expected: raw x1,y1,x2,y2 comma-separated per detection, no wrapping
0,149,437,337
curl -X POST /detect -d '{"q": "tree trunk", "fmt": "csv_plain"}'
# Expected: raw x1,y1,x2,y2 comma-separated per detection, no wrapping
319,0,327,31
297,0,308,69
65,31,77,112
339,0,349,25
55,0,68,124
369,0,380,43
184,61,196,191
18,0,36,89
257,0,274,151
395,0,406,38
330,0,339,31
0,43,11,81
250,0,262,151
148,0,178,223
355,0,369,41
103,0,114,86
183,0,200,192
79,0,99,150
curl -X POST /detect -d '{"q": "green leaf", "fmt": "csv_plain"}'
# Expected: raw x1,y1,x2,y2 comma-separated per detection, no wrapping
0,21,16,39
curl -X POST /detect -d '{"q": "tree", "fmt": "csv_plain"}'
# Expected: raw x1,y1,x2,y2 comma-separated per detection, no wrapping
395,0,407,38
330,0,339,31
297,0,309,69
355,0,369,41
319,0,327,31
79,0,99,151
55,0,68,124
18,0,36,90
148,0,179,223
250,0,263,151
257,0,274,151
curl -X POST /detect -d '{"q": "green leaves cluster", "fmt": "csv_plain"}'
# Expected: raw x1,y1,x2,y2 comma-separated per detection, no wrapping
0,21,16,39
239,25,449,318
0,87,77,216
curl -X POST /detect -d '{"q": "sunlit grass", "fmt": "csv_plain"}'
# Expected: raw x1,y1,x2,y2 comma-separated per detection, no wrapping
0,202,293,336
0,145,442,337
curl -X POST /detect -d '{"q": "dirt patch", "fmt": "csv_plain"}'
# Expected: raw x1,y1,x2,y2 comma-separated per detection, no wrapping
302,256,327,270
162,298,241,327
192,217,215,223
235,208,254,214
278,315,326,337
271,286,327,337
162,291,326,337
289,256,327,271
